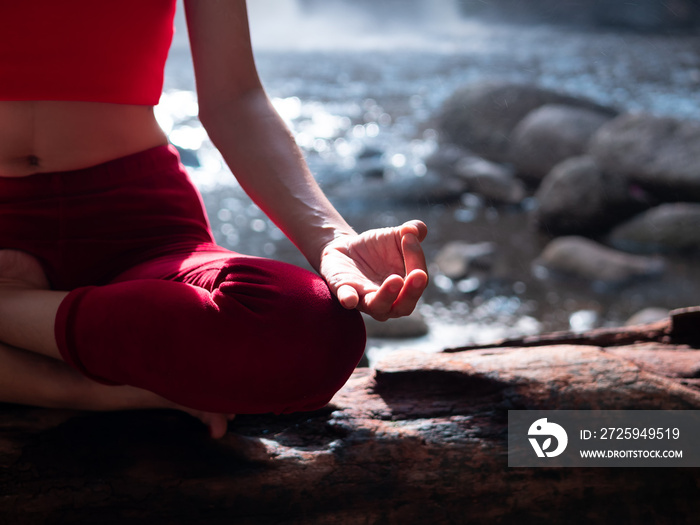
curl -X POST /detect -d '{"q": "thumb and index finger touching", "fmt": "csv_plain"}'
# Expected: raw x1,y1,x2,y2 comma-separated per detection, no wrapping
336,220,429,318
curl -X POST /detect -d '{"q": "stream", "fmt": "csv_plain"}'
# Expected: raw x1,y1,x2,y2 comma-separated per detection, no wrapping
161,1,700,360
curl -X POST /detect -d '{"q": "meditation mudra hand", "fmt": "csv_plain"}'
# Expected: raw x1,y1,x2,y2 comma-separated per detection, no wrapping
320,220,429,321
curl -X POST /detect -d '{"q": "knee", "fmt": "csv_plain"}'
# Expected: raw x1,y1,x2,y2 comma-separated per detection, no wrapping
212,258,367,414
280,280,367,413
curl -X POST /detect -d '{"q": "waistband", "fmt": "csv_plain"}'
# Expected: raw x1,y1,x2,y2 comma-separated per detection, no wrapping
0,144,183,200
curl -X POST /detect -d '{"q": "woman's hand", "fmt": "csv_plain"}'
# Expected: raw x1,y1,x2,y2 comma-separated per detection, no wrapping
319,220,428,321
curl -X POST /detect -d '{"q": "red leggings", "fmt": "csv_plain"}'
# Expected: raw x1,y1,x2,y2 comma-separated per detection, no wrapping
0,145,366,414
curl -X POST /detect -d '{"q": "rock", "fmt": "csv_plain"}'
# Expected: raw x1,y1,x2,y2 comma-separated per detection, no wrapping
454,156,526,205
436,81,616,163
424,144,473,174
433,241,496,280
591,0,700,30
354,145,386,178
609,203,700,253
509,104,613,181
589,113,700,201
3,316,700,523
363,310,429,339
625,307,670,326
453,0,700,29
533,156,651,235
534,236,665,284
332,175,467,208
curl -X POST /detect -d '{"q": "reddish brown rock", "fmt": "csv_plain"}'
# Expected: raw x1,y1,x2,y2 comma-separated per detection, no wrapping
0,310,699,523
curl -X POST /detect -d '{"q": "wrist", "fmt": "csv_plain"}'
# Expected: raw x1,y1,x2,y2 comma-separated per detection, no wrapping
307,225,356,272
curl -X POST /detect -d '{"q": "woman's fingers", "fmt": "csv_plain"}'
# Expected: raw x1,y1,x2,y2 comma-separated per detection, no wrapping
401,232,428,278
389,269,428,318
336,284,360,309
327,219,429,320
361,274,404,320
400,220,428,243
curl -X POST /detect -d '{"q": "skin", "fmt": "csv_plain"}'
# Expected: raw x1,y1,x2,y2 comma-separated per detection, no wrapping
0,0,428,438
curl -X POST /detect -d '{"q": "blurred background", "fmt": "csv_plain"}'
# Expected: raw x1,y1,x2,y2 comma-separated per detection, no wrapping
162,0,700,362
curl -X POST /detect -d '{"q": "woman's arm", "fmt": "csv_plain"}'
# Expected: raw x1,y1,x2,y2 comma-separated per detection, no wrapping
184,0,428,320
184,0,348,269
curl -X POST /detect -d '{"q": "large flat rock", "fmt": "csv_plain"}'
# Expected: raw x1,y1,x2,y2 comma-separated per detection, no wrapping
1,310,700,523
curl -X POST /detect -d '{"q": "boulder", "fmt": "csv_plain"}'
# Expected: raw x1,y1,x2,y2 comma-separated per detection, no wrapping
591,0,700,30
589,113,700,201
433,241,496,280
453,0,700,29
436,81,616,163
2,312,700,523
424,144,473,175
509,104,613,181
534,236,665,284
331,175,467,208
454,156,526,205
533,156,651,235
608,203,700,253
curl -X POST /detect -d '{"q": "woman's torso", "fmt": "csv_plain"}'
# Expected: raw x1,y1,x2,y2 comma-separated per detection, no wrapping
0,101,168,178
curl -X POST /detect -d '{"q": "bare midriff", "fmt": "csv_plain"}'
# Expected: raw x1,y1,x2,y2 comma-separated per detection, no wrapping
0,101,168,178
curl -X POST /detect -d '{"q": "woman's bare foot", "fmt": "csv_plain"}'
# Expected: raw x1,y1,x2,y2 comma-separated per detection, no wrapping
115,385,236,438
178,408,235,439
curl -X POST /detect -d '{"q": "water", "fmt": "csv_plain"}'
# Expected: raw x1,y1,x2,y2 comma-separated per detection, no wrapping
162,1,700,357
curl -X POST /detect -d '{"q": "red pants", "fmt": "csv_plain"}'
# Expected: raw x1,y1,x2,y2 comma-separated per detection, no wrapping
0,145,366,414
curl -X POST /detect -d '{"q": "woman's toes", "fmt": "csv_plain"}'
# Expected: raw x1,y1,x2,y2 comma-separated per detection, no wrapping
205,413,230,439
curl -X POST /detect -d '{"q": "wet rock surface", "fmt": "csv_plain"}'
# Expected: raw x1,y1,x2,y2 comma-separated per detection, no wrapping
436,81,616,164
433,241,496,280
454,0,700,29
2,315,700,523
609,203,700,254
589,113,700,201
534,236,665,285
453,156,526,205
533,156,649,236
509,104,613,182
424,76,700,331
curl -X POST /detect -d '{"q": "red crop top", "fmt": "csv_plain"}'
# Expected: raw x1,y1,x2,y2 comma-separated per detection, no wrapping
0,0,177,105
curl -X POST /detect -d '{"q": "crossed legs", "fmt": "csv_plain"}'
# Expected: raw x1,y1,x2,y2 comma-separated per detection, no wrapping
0,249,233,438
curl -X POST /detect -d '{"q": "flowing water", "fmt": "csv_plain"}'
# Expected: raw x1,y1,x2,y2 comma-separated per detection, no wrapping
162,1,700,360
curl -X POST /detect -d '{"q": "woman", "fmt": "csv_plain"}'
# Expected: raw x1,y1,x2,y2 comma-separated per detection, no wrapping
0,0,428,438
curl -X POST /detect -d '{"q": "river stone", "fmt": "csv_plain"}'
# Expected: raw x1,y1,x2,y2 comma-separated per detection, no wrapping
609,203,700,253
454,0,700,29
591,0,700,30
434,241,497,280
534,236,665,284
453,156,526,205
362,310,429,339
437,81,617,163
332,175,467,207
625,307,670,326
509,104,613,181
533,156,649,235
589,113,700,201
424,144,473,175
